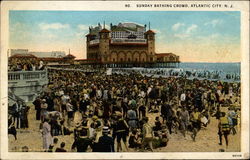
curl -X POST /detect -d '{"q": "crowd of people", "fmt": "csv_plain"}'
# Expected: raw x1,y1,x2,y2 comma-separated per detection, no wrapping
8,65,241,152
14,66,241,151
112,68,240,81
8,100,30,140
8,59,45,71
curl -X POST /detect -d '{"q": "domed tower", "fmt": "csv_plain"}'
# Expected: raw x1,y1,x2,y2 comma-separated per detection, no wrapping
86,32,92,59
144,29,155,62
99,27,110,63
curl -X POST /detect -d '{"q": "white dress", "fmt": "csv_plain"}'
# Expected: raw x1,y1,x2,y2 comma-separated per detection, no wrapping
42,122,52,150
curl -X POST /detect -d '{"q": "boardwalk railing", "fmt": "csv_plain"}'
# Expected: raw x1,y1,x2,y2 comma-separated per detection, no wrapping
8,70,48,102
8,70,48,81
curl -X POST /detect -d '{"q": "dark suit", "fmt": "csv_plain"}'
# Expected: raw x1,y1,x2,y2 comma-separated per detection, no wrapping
97,135,114,152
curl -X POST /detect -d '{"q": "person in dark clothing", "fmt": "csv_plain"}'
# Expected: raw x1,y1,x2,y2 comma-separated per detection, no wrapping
153,117,162,136
50,112,61,137
20,104,30,129
128,130,141,149
13,101,22,129
163,103,173,134
96,126,115,152
79,98,89,114
8,114,17,140
33,97,41,120
113,112,129,152
55,142,67,152
218,112,230,147
102,100,111,120
46,95,54,112
139,105,146,120
163,103,173,121
122,100,128,118
71,129,93,152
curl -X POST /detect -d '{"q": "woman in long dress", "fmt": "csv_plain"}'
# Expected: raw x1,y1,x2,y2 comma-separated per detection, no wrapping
42,119,52,151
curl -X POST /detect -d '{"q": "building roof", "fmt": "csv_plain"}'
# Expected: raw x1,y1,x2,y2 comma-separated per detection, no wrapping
156,53,178,57
89,43,99,47
111,26,137,32
39,57,64,61
75,59,88,61
29,51,66,58
99,28,110,33
144,30,155,34
64,54,76,59
86,33,94,37
10,54,37,58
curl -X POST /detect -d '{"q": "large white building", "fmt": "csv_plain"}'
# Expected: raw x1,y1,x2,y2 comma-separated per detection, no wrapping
89,22,147,40
9,49,66,58
9,49,29,57
85,22,180,68
29,51,66,58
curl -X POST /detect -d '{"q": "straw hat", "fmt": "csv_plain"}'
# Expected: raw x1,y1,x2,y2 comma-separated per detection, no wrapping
102,126,110,134
92,115,98,120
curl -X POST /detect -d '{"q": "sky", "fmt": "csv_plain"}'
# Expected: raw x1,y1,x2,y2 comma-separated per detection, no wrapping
9,11,241,62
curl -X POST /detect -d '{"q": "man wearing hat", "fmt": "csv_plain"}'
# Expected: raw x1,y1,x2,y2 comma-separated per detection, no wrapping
40,99,48,122
113,112,129,152
71,129,93,152
33,96,42,121
97,126,114,152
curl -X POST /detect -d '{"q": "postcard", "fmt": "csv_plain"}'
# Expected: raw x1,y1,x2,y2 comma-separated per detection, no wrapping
0,1,249,159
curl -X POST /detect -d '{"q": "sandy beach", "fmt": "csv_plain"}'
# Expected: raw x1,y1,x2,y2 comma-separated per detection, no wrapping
8,103,240,152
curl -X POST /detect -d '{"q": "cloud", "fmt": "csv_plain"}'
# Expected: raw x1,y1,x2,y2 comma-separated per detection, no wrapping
173,33,190,39
209,33,220,39
39,22,70,30
196,33,220,44
205,19,223,27
44,33,57,39
186,24,198,34
75,24,89,39
78,24,89,31
10,22,26,32
173,24,198,39
172,23,185,31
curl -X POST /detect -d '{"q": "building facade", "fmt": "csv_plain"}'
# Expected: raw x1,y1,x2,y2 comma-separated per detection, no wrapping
9,53,75,66
9,49,66,58
85,22,180,67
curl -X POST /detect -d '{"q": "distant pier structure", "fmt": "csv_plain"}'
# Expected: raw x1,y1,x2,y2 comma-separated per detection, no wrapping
78,22,180,68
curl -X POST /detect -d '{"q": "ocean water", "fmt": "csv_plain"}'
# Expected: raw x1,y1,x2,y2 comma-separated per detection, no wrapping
179,62,241,74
